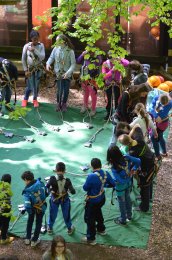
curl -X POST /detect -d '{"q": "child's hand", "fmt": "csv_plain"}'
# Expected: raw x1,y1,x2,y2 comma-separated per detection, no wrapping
155,116,162,123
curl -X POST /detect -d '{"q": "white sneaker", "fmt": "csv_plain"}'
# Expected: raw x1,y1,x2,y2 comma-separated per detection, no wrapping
31,239,40,247
80,106,87,113
90,110,96,116
81,236,97,245
24,239,30,245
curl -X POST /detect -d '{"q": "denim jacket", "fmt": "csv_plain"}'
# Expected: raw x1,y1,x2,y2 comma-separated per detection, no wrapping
46,46,76,78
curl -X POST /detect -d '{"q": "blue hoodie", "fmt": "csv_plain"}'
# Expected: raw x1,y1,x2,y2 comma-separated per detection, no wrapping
22,178,47,214
83,169,116,204
150,95,172,120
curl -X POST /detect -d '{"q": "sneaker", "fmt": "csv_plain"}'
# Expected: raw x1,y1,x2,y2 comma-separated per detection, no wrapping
47,227,53,235
90,110,96,116
31,239,40,248
61,103,67,112
55,104,61,112
21,100,28,107
97,230,107,236
160,153,168,157
5,104,14,112
67,226,75,235
24,239,30,245
81,236,97,245
114,217,126,225
80,106,87,113
0,237,15,245
126,217,132,222
33,100,39,108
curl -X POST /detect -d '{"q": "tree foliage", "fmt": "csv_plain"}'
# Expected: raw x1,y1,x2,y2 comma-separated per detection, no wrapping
35,0,172,86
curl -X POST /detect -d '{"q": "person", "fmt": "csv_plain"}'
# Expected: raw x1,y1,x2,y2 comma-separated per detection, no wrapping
150,93,172,159
46,34,76,112
82,158,116,245
21,171,47,247
0,57,18,115
0,174,14,245
102,52,129,120
130,103,158,143
21,29,45,108
77,48,102,116
118,125,156,212
46,162,76,235
115,82,152,123
42,235,74,260
107,146,141,224
127,60,150,86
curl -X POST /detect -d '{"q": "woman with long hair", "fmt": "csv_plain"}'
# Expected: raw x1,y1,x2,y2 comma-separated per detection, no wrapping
42,235,74,260
115,82,152,123
46,34,76,112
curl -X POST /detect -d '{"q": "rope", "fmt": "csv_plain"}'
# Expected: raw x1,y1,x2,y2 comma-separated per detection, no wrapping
36,108,60,132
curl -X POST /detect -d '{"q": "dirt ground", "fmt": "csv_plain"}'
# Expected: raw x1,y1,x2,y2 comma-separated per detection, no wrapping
0,83,172,260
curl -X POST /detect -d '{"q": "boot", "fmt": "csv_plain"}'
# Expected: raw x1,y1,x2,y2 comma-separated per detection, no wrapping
21,100,28,107
33,100,39,108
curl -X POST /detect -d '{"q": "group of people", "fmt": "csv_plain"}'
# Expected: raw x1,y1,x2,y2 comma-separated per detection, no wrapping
0,29,152,119
0,30,172,257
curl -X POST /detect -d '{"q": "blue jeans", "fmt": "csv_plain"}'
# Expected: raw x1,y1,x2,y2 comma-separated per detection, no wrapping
0,85,12,108
151,128,166,157
48,197,72,230
56,79,70,104
24,70,42,100
26,209,44,242
117,187,132,223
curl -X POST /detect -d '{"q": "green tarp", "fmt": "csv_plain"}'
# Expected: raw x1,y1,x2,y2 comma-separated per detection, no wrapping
0,103,156,249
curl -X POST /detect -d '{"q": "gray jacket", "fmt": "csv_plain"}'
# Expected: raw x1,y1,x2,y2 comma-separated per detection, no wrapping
22,42,45,71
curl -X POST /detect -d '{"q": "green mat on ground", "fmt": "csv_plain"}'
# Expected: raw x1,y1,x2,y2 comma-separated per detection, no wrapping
0,103,156,249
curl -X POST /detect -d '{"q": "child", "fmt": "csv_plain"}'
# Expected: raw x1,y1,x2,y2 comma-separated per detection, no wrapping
130,103,158,143
0,57,18,114
107,146,141,224
42,235,74,260
0,174,14,245
21,171,47,247
102,52,129,120
115,83,152,123
46,34,76,112
118,126,155,212
82,158,116,245
77,49,102,116
21,30,45,107
150,93,172,159
46,162,76,235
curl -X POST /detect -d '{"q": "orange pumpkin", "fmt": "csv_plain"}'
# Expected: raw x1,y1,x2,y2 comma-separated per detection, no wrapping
158,76,165,83
164,81,172,91
148,76,161,87
157,83,170,92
